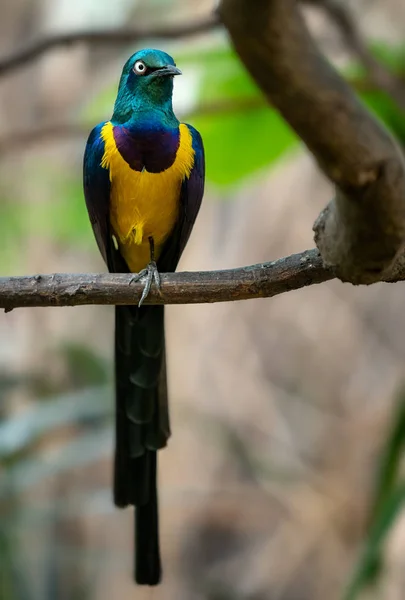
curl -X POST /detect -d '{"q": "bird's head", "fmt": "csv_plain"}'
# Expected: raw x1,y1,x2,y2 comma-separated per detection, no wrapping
112,48,181,122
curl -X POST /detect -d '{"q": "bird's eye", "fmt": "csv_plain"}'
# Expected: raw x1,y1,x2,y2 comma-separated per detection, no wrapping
133,60,147,75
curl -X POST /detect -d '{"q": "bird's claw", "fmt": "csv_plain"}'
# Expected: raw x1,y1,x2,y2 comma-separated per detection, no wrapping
129,261,161,307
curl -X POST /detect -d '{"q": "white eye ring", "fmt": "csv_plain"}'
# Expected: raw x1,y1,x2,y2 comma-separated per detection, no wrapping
133,60,147,75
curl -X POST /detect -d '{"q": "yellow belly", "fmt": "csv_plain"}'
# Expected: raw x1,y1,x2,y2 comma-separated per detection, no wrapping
101,121,194,273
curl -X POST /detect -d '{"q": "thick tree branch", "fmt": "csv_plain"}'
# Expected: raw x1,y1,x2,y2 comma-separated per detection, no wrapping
0,250,332,310
303,0,405,111
0,16,218,77
2,248,405,311
219,0,405,285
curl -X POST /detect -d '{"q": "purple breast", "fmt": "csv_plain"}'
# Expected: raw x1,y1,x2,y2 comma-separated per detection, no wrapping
113,125,180,173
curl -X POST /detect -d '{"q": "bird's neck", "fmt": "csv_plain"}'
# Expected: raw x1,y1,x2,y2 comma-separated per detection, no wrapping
112,88,178,128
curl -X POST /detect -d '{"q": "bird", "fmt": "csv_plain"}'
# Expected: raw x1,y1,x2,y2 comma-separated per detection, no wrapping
83,48,205,586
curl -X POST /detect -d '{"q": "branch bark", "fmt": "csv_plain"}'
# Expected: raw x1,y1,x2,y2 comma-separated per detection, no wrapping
2,248,405,311
0,16,218,77
219,0,405,284
303,0,405,111
0,250,331,310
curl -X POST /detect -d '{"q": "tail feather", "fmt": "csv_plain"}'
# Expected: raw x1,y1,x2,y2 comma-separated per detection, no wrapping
135,451,161,585
114,304,169,585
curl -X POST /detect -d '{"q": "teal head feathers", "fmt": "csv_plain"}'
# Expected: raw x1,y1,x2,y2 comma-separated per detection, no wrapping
112,49,182,123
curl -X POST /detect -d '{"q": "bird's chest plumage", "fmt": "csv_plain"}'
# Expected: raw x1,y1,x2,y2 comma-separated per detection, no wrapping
100,120,194,272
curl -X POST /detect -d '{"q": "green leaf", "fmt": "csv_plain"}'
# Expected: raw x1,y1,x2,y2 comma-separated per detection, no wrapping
185,45,298,186
193,106,298,187
369,390,405,524
345,41,405,142
343,390,405,600
369,42,405,74
343,482,405,600
360,89,405,144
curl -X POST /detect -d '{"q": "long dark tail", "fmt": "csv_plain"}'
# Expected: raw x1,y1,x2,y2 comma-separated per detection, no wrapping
114,304,170,585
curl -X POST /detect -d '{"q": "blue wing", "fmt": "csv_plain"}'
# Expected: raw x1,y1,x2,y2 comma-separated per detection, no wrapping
158,124,205,272
83,122,113,268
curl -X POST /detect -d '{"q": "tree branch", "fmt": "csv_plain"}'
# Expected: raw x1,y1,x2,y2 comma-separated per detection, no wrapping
2,248,405,311
0,250,332,310
303,0,405,111
219,0,405,285
0,16,219,77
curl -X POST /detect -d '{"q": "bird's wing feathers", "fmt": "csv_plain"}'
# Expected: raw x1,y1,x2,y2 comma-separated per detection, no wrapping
83,123,113,268
157,124,205,272
178,124,205,258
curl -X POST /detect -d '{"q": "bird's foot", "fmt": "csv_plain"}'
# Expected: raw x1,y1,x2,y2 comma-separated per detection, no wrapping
129,261,161,307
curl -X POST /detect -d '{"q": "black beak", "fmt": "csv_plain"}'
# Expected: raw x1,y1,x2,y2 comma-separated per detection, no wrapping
155,64,182,77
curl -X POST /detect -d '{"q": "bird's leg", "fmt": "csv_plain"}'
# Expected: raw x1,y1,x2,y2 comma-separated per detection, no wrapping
129,236,161,307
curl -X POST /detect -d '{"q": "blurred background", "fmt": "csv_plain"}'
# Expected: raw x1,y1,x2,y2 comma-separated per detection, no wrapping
1,0,405,599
